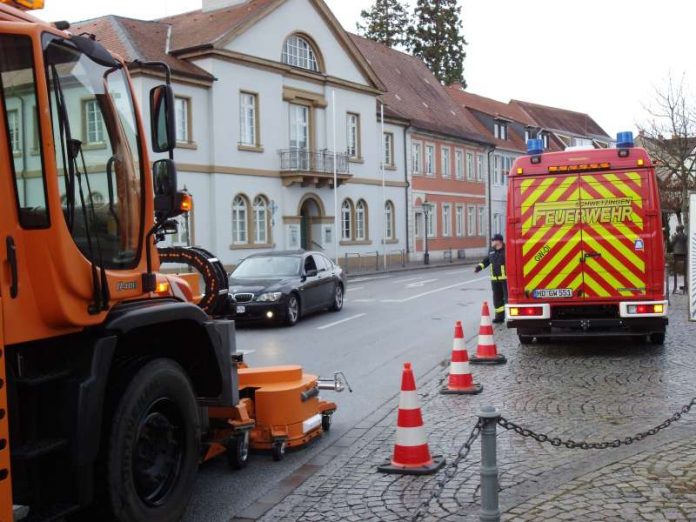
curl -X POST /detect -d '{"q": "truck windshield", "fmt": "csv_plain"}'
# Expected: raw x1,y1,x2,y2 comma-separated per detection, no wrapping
43,35,143,269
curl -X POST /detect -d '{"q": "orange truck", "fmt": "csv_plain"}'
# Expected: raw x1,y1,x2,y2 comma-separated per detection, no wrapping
505,132,668,344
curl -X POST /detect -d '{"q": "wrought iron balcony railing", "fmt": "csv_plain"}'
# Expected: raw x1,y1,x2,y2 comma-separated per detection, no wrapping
279,148,350,174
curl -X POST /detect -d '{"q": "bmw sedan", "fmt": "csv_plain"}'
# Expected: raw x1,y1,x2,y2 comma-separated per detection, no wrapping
229,250,346,326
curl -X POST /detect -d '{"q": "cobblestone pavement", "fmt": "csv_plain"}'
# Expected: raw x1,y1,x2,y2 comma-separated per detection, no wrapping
259,295,696,521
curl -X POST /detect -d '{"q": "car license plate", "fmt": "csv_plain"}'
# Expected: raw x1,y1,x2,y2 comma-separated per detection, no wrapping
236,305,246,314
532,288,572,299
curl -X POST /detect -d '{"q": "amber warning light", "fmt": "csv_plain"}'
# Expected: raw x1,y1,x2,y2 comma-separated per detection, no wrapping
179,192,193,213
0,0,44,10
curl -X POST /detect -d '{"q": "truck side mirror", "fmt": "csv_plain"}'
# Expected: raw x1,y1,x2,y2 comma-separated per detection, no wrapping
150,84,175,153
154,159,179,221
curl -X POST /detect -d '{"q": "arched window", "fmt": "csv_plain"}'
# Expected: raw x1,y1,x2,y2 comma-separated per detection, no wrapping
356,199,367,241
385,200,395,240
253,195,269,244
232,195,248,244
282,34,319,71
341,199,353,241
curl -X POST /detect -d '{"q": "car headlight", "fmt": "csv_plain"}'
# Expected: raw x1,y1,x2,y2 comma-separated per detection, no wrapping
256,292,282,302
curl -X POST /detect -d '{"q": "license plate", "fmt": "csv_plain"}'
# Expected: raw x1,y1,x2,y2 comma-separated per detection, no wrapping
532,288,573,299
236,305,246,314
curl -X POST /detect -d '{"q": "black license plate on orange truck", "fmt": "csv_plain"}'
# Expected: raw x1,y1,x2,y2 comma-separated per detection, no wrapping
532,288,573,299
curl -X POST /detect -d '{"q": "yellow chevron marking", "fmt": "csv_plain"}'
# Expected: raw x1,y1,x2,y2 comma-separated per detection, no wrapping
523,219,574,256
521,177,557,211
583,271,610,297
522,187,580,235
521,178,536,194
582,231,644,289
579,187,643,228
585,259,635,297
585,220,645,272
524,232,582,292
547,176,577,202
603,174,643,208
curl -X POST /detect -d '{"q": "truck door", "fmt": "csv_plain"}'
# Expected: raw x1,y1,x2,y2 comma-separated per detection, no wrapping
517,174,584,300
578,171,648,299
0,303,9,522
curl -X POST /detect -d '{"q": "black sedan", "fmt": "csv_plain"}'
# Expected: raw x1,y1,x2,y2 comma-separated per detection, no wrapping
229,250,346,326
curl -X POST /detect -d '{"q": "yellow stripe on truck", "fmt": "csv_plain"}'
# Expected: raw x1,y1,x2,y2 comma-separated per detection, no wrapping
524,231,581,289
581,229,645,288
583,272,610,297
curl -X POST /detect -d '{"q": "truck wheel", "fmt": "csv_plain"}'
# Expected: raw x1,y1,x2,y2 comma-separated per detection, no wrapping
226,432,250,470
649,332,666,345
106,359,200,522
272,441,286,461
518,335,534,344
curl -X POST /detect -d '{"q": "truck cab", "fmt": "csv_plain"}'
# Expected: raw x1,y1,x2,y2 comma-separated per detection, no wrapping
505,132,668,344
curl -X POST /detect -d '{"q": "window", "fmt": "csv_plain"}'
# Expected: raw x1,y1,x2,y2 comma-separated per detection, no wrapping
571,136,593,148
542,133,549,149
478,207,485,235
493,213,502,235
466,152,474,180
425,203,436,238
456,205,464,236
175,97,190,143
425,144,435,175
467,205,475,236
356,199,367,240
441,147,451,177
476,154,484,181
84,99,104,144
385,200,395,240
282,34,320,71
289,103,309,169
7,109,20,153
504,157,513,182
341,199,353,240
232,195,248,244
253,196,268,244
172,212,192,247
525,128,534,142
3,34,49,229
383,132,394,167
494,121,508,140
347,113,360,158
415,211,422,238
455,149,464,179
240,91,258,146
412,141,422,174
442,204,451,237
493,155,501,185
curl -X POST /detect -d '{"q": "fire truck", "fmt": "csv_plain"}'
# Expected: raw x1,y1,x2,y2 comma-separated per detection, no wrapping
505,132,668,344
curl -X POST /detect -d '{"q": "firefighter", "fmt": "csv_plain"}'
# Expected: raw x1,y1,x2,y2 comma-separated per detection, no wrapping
670,225,687,294
475,233,507,323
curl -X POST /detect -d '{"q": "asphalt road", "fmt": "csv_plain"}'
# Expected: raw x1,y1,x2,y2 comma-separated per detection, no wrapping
183,265,492,521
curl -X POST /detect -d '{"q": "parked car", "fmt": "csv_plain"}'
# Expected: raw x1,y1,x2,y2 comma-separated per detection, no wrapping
229,250,346,326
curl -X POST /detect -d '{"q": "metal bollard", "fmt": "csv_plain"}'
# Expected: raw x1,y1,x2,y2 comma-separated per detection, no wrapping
479,405,501,522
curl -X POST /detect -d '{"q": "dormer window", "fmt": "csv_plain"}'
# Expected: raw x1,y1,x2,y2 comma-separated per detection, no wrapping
542,133,550,149
494,121,508,140
282,34,320,72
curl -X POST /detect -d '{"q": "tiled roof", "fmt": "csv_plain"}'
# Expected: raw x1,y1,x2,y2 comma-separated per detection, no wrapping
350,34,491,145
159,0,282,53
447,86,535,126
511,99,611,140
72,15,214,81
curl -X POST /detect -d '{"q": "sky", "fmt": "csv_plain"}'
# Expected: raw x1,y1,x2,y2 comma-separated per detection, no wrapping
33,0,696,137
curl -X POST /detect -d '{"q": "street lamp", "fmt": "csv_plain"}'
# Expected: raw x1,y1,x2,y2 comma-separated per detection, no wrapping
423,199,430,265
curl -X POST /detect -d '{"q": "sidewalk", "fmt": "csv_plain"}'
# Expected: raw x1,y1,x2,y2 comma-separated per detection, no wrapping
257,295,696,521
346,258,476,280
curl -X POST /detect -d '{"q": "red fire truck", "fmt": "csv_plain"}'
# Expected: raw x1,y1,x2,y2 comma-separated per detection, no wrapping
505,132,668,344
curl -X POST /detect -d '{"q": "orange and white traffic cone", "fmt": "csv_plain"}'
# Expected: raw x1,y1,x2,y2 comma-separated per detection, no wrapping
470,301,507,365
441,321,482,395
378,362,445,475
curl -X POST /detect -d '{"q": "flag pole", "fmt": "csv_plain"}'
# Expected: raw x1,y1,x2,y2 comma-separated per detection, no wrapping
380,102,386,270
333,89,339,265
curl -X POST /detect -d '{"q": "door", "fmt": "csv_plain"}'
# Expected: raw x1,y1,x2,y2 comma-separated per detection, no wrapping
578,171,648,299
0,298,9,522
518,174,584,300
300,255,323,310
315,254,337,305
289,103,309,170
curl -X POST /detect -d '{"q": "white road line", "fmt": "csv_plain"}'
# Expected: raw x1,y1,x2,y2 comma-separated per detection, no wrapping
352,298,376,303
317,313,366,330
380,276,488,303
406,278,438,288
349,275,391,283
348,286,364,291
392,276,422,284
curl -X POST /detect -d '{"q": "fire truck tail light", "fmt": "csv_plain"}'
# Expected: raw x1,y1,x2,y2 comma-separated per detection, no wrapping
508,306,543,317
626,304,664,315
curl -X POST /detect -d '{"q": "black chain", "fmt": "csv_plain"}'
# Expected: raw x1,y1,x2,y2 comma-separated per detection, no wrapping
411,419,482,522
498,397,696,450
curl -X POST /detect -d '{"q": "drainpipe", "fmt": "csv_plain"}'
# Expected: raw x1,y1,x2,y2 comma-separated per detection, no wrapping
403,125,411,255
487,146,495,243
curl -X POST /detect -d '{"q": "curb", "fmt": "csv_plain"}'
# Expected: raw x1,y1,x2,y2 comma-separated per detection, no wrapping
346,260,478,280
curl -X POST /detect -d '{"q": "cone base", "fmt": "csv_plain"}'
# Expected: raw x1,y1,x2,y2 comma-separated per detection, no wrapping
377,454,446,475
440,383,483,395
470,354,507,365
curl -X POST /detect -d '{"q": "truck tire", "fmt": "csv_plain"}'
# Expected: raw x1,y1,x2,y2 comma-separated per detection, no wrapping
649,331,666,345
105,359,200,522
518,335,534,344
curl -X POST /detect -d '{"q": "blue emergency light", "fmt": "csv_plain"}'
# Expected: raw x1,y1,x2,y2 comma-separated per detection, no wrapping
616,131,634,148
527,138,543,155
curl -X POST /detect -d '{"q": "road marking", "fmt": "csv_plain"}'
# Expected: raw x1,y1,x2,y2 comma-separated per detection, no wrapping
348,286,364,291
351,298,376,303
349,275,391,283
380,276,488,303
317,313,366,330
392,276,422,283
406,278,438,288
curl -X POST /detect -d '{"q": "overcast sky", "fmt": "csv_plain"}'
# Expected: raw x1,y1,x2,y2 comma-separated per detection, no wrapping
35,0,696,137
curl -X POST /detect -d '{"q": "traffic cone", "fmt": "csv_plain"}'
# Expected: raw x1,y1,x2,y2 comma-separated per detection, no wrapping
378,362,445,475
470,301,507,365
441,321,482,395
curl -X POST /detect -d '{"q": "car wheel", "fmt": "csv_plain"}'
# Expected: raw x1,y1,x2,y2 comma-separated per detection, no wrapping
284,294,300,326
330,284,344,312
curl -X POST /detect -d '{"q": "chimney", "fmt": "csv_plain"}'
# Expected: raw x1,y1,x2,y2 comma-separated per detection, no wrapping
202,0,247,12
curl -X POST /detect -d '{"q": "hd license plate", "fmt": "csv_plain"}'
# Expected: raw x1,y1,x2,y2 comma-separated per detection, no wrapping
236,306,246,314
532,288,573,299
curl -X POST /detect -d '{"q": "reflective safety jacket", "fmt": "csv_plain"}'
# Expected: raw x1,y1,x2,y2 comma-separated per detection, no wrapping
478,247,506,281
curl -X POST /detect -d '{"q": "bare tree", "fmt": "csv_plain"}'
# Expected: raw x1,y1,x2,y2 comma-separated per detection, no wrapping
638,75,696,226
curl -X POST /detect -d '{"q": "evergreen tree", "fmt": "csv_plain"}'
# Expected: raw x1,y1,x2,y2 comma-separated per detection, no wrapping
356,0,410,48
408,0,467,87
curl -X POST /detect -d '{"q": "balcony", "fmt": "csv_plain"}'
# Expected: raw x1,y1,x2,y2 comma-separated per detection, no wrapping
279,148,352,188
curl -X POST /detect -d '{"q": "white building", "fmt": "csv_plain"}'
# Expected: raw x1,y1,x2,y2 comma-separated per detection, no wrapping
76,0,408,270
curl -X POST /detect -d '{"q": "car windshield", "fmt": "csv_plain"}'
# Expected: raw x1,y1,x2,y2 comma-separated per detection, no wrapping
232,256,301,278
